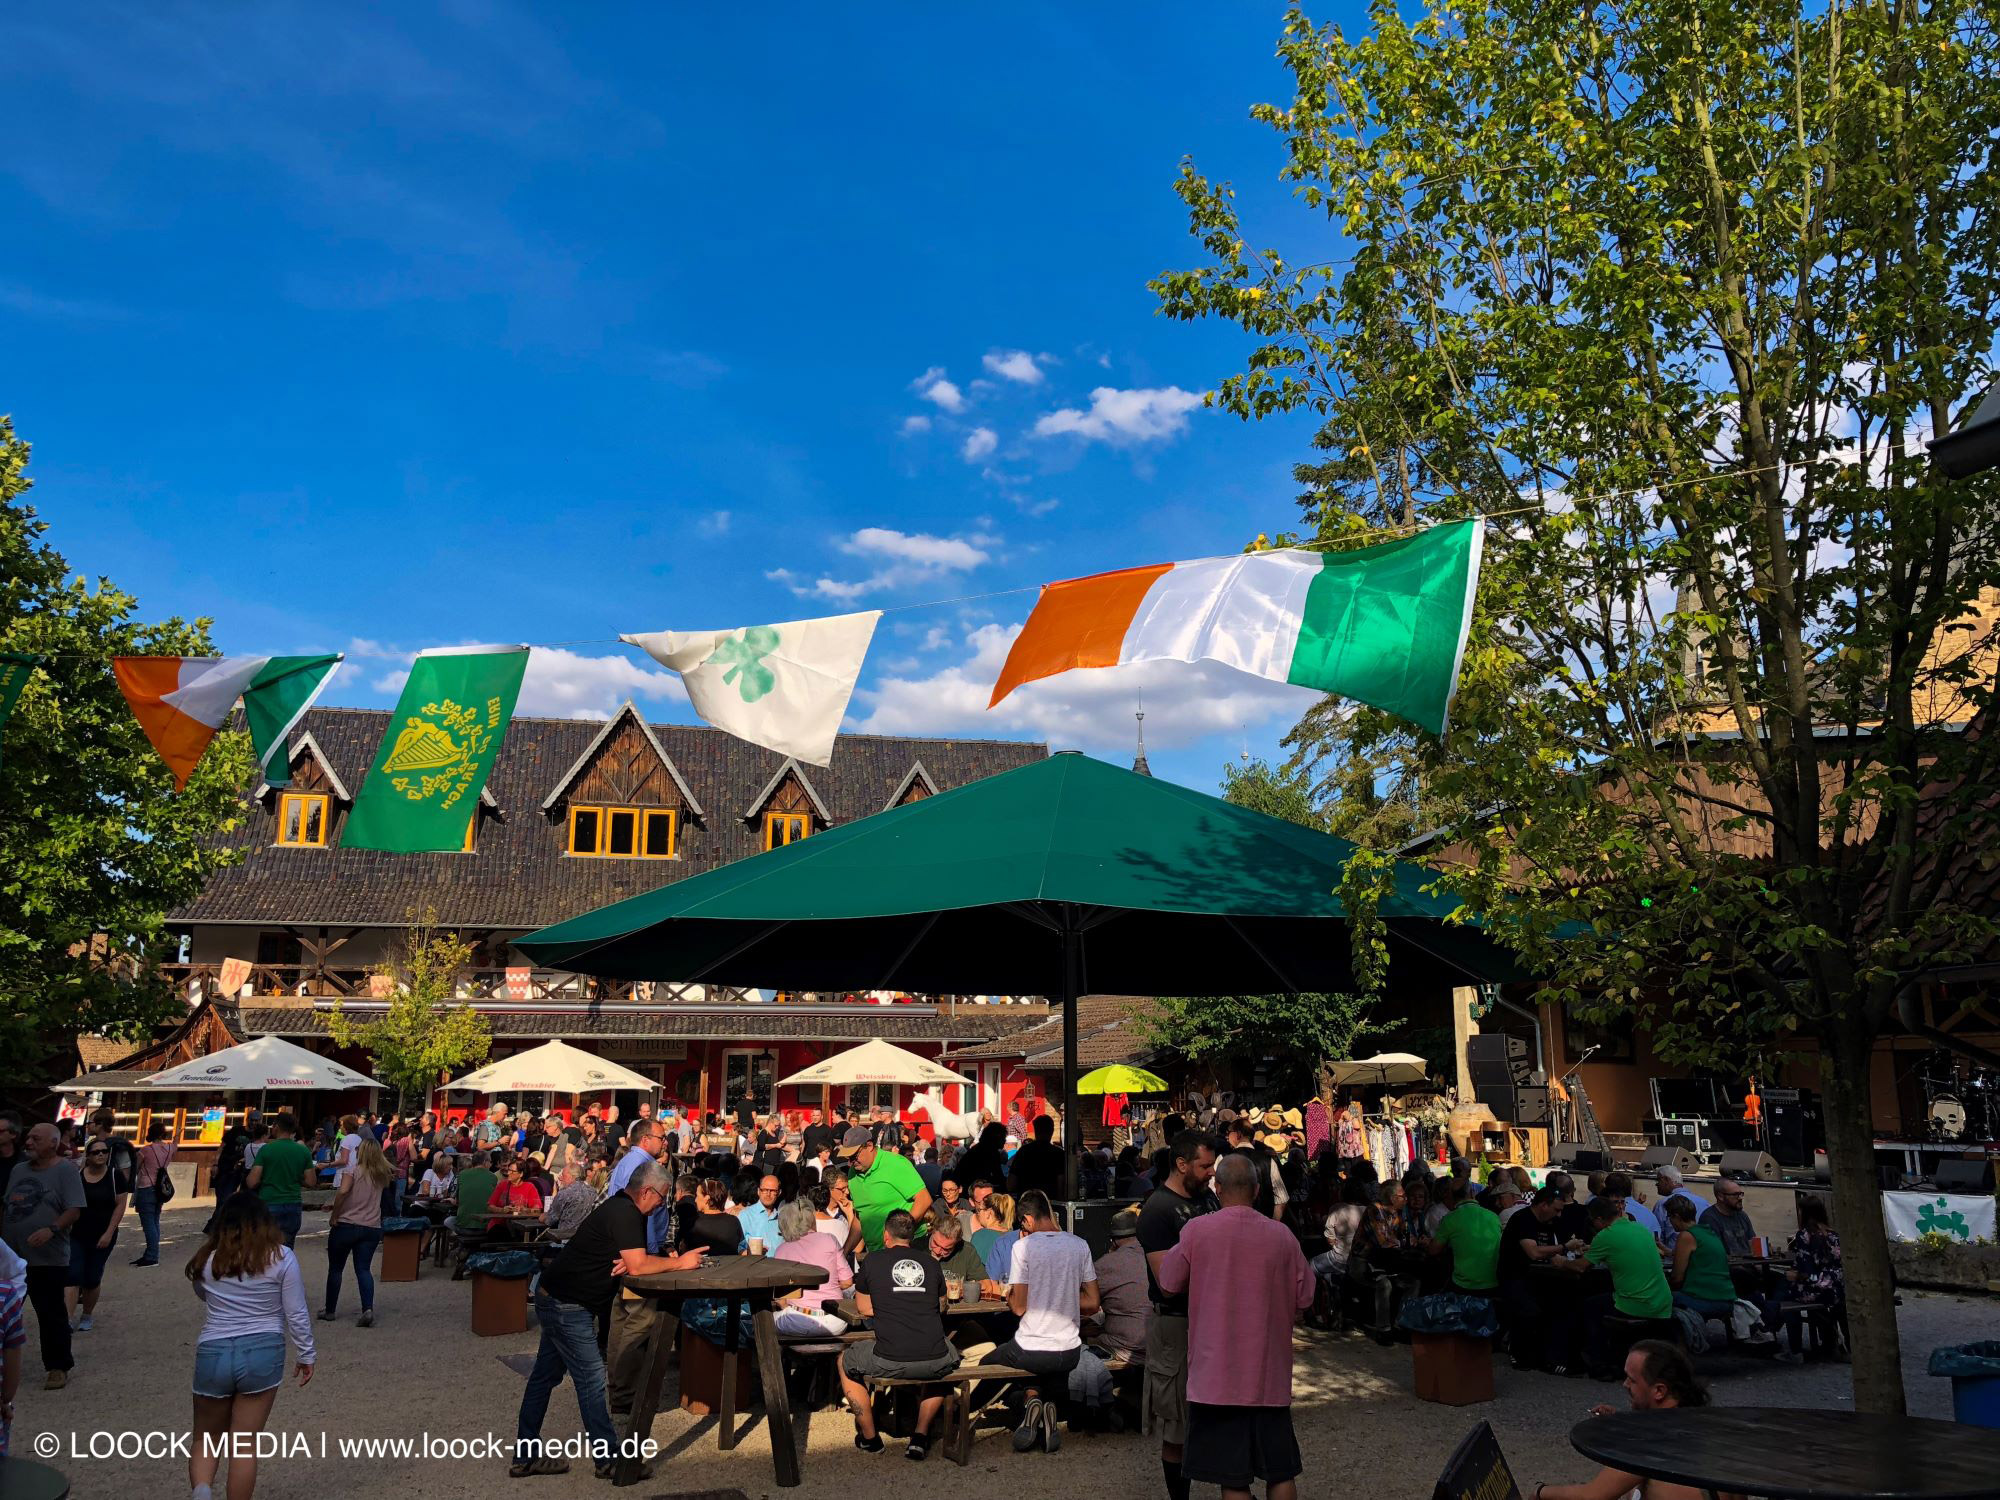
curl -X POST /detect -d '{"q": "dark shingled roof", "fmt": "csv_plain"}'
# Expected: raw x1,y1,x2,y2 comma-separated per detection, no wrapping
238,1003,1039,1043
171,706,1046,929
942,994,1157,1067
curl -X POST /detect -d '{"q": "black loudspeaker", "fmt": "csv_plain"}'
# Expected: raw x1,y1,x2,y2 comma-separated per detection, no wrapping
1763,1088,1824,1167
1640,1145,1697,1177
1719,1149,1780,1182
1513,1086,1552,1125
1936,1157,1995,1193
1467,1034,1533,1088
1474,1084,1518,1119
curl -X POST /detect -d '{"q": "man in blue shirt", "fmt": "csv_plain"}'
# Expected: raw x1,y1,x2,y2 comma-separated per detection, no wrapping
1653,1165,1702,1250
737,1173,782,1256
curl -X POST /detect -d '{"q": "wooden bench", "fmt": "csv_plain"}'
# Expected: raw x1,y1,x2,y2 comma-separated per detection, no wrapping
866,1362,1036,1466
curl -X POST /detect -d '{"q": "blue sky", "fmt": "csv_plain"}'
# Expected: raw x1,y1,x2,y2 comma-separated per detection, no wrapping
3,3,1354,791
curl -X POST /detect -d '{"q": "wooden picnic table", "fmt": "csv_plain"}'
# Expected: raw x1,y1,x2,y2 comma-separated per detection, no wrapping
616,1257,826,1489
1570,1407,2000,1500
835,1294,1011,1324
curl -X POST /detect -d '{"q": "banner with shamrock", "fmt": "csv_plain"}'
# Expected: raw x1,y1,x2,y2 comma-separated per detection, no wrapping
341,645,528,852
1882,1189,1997,1243
621,611,881,767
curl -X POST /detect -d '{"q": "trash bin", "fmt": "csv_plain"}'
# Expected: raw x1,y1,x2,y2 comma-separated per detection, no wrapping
380,1216,429,1283
466,1249,537,1337
1929,1341,2000,1428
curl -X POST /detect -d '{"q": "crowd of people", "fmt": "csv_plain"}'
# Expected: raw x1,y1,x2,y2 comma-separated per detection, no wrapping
0,1092,1848,1498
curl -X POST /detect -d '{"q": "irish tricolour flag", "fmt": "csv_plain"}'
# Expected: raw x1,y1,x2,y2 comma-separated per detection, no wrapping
113,654,343,790
989,519,1482,735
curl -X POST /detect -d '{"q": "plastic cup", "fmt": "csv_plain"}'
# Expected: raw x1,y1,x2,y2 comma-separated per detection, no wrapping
945,1275,964,1302
747,1237,766,1256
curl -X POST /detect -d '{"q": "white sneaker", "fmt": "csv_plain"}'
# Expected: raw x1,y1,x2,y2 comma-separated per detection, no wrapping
76,1314,94,1332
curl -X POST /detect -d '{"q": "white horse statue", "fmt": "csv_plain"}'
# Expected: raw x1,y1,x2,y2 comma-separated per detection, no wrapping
910,1087,982,1142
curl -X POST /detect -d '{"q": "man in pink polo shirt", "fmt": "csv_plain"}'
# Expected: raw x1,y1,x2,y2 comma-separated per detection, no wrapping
1158,1153,1315,1500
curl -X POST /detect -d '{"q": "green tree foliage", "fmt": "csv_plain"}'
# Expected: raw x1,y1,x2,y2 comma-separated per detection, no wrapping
1153,1,2000,1413
1142,757,1376,1093
328,923,492,1115
0,416,253,1072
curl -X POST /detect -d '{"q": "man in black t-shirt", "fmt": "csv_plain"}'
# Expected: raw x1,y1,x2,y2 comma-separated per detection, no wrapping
837,1208,958,1458
801,1108,835,1162
1137,1131,1218,1500
1499,1186,1568,1371
1006,1114,1065,1199
512,1159,703,1482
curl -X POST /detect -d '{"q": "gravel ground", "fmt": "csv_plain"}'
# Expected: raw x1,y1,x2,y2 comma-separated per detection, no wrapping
13,1202,1997,1500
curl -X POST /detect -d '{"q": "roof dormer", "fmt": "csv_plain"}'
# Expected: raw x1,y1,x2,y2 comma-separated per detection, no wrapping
743,758,832,850
540,701,703,860
883,760,939,811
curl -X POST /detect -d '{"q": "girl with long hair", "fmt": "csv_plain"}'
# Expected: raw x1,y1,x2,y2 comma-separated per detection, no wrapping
187,1194,313,1500
322,1137,393,1327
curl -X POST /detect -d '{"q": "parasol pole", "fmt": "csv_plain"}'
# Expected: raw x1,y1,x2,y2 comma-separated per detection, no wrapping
1060,905,1081,1204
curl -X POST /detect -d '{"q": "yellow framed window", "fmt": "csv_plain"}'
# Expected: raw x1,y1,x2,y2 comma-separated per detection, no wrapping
765,811,810,850
277,793,328,847
568,805,602,855
605,807,639,857
642,808,677,858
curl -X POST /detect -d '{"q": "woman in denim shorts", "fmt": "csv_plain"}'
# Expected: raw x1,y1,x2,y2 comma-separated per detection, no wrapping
187,1195,316,1500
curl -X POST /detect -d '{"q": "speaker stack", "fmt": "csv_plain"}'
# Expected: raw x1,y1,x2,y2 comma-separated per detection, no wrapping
1762,1088,1824,1167
1468,1034,1540,1123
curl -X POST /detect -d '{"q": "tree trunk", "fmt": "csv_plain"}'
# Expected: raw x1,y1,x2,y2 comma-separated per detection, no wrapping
1820,1015,1904,1415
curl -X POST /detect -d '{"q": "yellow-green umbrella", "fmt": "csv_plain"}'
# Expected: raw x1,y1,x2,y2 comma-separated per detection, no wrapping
1076,1063,1168,1095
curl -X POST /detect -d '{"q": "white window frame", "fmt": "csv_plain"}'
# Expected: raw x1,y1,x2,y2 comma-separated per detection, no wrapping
722,1047,776,1119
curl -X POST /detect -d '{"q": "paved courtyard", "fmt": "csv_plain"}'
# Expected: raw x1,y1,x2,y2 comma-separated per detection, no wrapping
14,1202,1995,1499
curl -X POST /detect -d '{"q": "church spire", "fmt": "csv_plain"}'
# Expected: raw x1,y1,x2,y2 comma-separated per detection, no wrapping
1132,690,1151,777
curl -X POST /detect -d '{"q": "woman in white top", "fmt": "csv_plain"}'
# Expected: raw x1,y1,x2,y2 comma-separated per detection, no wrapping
417,1150,457,1200
187,1194,314,1500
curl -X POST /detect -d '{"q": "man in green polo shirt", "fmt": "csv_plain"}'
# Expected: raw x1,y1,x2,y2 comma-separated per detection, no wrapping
1558,1195,1673,1376
246,1113,311,1249
838,1127,930,1252
454,1151,499,1231
1427,1183,1500,1293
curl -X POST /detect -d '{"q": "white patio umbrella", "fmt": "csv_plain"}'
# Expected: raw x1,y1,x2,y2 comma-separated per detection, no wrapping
146,1035,387,1093
776,1038,965,1089
445,1040,659,1095
1327,1052,1432,1089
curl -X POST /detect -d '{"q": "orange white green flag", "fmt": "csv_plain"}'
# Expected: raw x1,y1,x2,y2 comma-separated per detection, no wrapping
988,519,1483,735
113,654,344,790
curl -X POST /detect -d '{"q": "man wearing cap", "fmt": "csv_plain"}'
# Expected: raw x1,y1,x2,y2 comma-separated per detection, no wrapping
839,1126,931,1253
1087,1205,1149,1360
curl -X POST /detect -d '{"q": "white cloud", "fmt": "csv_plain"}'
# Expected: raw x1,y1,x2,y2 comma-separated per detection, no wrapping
900,414,932,435
515,647,687,718
982,349,1044,385
1010,494,1060,518
698,509,731,537
911,366,966,414
366,646,687,718
1033,385,1204,445
962,426,998,462
848,621,1320,751
777,526,995,602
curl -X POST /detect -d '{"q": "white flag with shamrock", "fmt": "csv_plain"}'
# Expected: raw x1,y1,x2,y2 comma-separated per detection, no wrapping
621,611,881,766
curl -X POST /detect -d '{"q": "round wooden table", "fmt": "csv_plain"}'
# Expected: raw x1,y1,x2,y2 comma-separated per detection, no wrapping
1570,1408,2000,1499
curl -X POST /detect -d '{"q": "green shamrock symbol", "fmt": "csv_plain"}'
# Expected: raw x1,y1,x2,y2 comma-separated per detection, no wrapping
1917,1197,1971,1240
705,626,781,703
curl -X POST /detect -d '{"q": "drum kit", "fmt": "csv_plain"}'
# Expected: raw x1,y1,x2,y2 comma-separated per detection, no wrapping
1922,1051,2000,1142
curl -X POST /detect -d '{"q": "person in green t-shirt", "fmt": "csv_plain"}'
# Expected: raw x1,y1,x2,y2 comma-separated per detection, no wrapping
1663,1195,1738,1317
454,1153,499,1232
1427,1194,1501,1292
837,1128,931,1252
246,1114,312,1248
1556,1196,1673,1375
